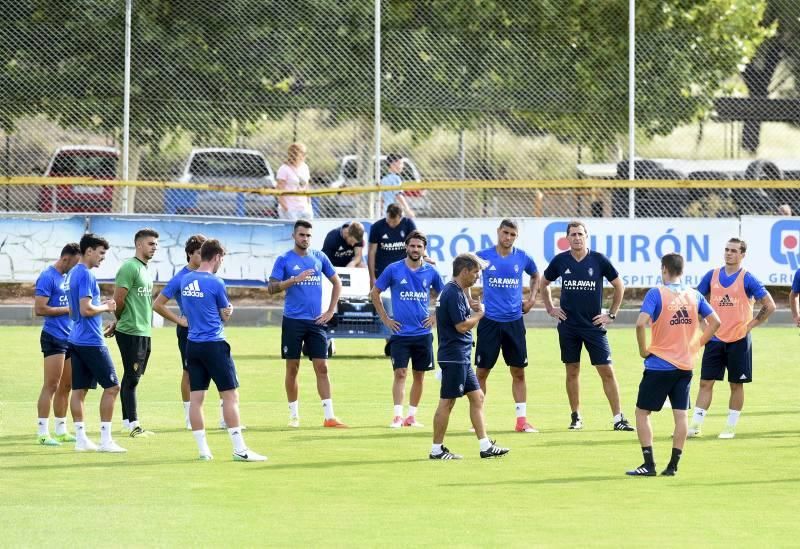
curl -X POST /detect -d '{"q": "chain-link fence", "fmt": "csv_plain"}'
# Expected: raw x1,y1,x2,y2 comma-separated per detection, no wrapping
1,0,799,219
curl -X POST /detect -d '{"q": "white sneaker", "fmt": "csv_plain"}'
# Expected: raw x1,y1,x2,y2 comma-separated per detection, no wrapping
389,416,404,429
687,424,703,438
97,440,127,453
74,438,98,452
198,453,214,461
288,416,300,428
233,449,267,462
718,425,736,439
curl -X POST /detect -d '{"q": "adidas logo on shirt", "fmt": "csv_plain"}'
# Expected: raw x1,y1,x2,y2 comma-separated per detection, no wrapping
488,265,497,271
400,278,408,284
338,246,344,250
564,268,571,274
382,234,389,239
669,307,691,325
182,280,204,298
293,265,301,271
719,294,735,307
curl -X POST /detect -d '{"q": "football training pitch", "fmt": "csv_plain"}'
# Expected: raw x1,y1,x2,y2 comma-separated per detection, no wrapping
1,326,796,547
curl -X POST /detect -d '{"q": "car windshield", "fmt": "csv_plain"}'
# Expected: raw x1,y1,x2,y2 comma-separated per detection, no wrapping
50,154,116,177
190,152,269,178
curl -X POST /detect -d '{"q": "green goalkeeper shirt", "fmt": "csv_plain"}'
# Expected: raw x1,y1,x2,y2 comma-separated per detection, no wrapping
115,257,154,337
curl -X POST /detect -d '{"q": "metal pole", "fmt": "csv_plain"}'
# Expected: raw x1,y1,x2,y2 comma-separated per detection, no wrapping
372,0,381,220
627,0,635,219
121,0,132,214
458,128,465,217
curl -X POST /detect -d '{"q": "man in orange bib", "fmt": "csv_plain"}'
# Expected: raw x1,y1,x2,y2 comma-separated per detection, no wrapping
690,238,775,439
627,253,720,477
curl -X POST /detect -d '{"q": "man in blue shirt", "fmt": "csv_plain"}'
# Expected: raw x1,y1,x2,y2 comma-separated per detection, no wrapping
181,239,265,462
431,253,509,460
628,253,720,477
380,153,415,218
269,219,345,428
475,219,540,433
370,230,444,429
540,221,634,432
66,233,126,453
689,238,775,439
153,234,213,429
321,221,365,268
34,242,81,446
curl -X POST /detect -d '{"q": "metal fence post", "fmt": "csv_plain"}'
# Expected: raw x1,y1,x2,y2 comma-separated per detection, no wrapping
121,0,132,214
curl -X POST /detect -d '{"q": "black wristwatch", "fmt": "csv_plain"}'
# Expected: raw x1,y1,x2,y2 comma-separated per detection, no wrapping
608,312,617,320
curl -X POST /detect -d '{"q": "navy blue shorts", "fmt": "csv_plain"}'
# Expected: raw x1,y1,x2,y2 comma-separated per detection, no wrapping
636,368,693,412
701,335,752,383
41,330,70,359
439,361,481,399
390,333,434,371
176,325,189,371
557,323,612,366
69,344,119,390
186,340,239,392
281,316,328,360
475,317,527,369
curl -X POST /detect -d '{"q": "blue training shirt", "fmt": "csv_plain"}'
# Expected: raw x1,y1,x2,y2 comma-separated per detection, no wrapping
161,265,192,314
477,246,537,322
180,271,230,342
270,249,336,321
697,267,767,342
436,281,473,363
640,283,714,371
543,250,618,330
66,263,105,346
375,260,444,337
35,265,72,340
369,217,417,278
792,269,800,293
381,173,402,208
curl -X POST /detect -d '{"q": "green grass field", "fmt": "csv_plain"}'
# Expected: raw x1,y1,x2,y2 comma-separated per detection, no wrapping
1,326,797,547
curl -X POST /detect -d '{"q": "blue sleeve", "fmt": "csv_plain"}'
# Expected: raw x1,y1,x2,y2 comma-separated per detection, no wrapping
407,218,417,232
543,258,559,282
375,263,393,291
321,230,335,256
269,255,286,281
640,288,662,321
368,222,380,244
697,294,714,318
793,270,800,293
696,271,713,296
35,273,51,297
78,270,93,299
524,252,538,275
743,272,768,300
601,255,619,282
320,252,336,278
214,279,230,309
161,274,180,300
446,290,468,325
432,272,444,293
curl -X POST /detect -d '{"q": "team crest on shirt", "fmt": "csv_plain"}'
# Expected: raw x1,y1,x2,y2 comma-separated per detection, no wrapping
514,264,519,273
423,279,428,287
588,267,594,277
400,231,405,238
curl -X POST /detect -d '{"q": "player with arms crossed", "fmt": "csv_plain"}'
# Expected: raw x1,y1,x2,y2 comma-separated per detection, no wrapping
540,220,634,432
34,242,81,445
370,230,443,428
66,233,126,453
475,219,540,433
430,253,509,460
181,239,265,461
268,220,346,428
689,238,775,439
627,253,720,477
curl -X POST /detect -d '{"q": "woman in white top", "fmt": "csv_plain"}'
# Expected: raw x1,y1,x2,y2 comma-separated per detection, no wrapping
276,142,313,220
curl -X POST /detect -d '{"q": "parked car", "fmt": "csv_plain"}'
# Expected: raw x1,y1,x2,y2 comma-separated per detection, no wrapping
38,145,118,213
322,155,430,217
165,148,277,217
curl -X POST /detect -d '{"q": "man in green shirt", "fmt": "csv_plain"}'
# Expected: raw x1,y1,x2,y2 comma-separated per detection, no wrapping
111,228,159,437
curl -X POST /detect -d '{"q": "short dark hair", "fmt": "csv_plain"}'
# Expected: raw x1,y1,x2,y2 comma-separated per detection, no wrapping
386,203,403,218
134,228,159,242
184,234,207,262
60,243,80,257
566,220,587,235
345,221,364,242
728,237,747,253
200,239,225,262
405,230,427,247
386,153,403,165
452,252,482,277
294,219,312,232
79,233,109,254
661,253,684,276
499,219,518,231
